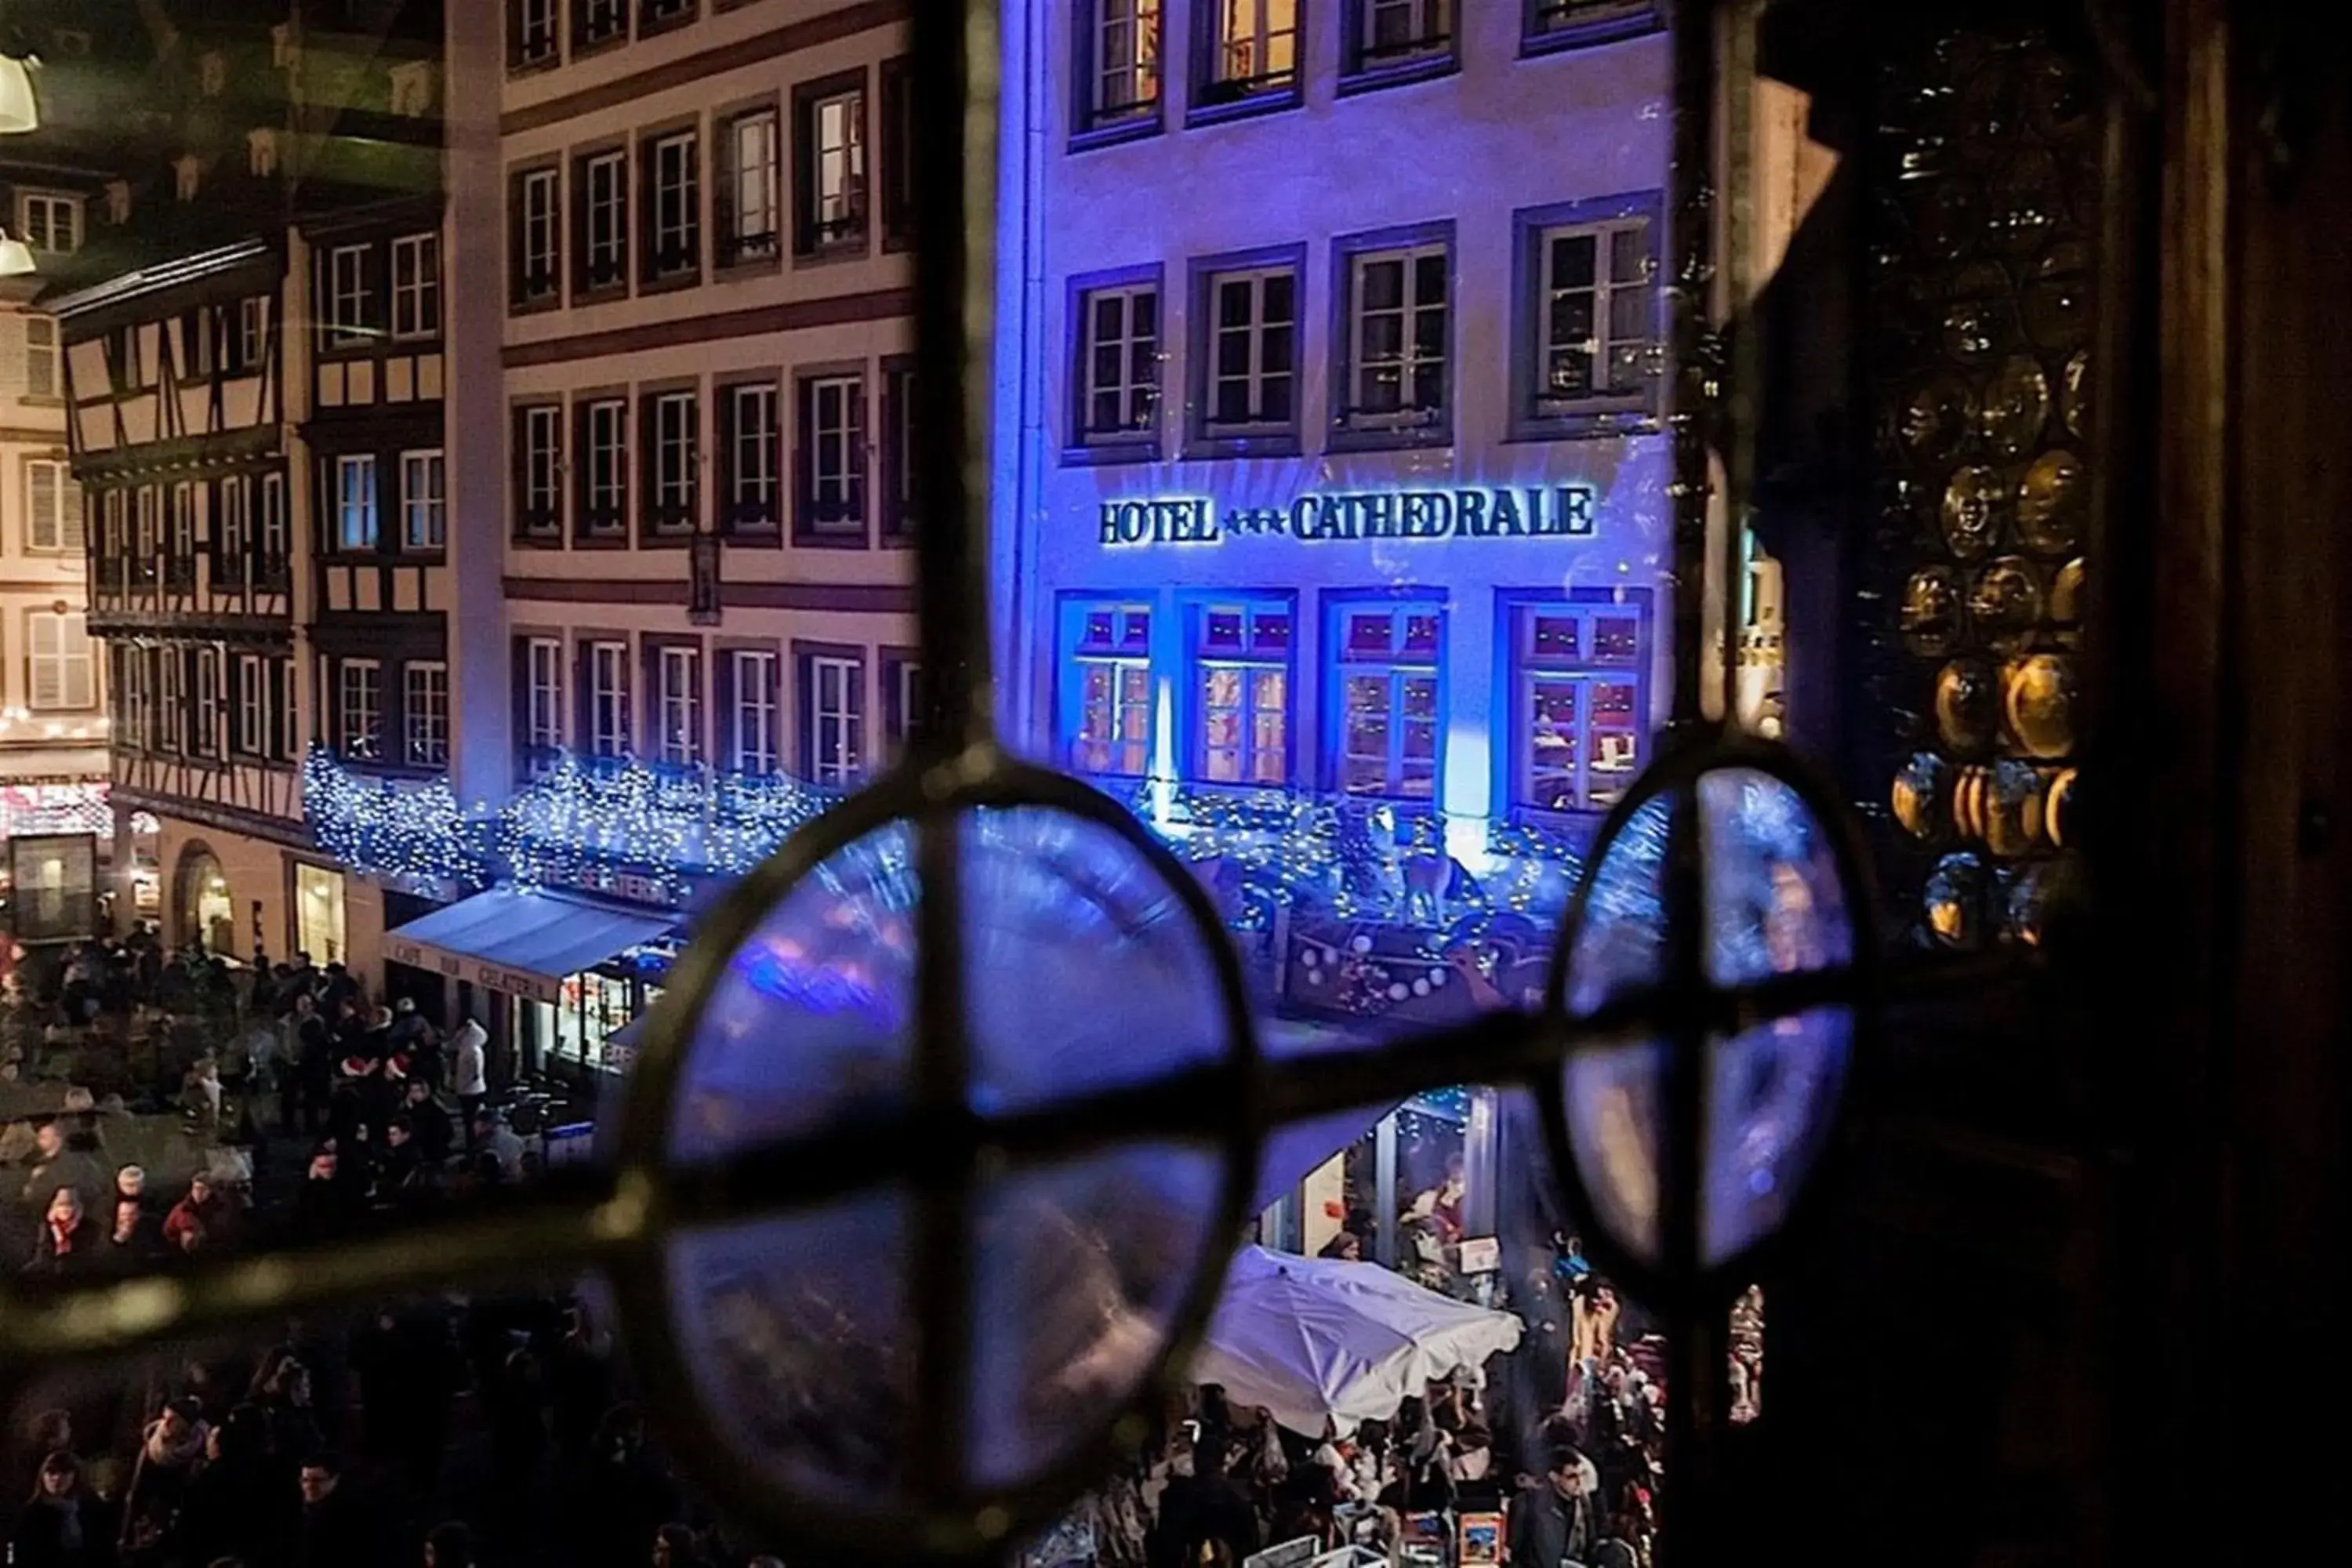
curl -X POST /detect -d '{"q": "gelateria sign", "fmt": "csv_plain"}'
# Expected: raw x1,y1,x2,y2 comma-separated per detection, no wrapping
1097,485,1598,548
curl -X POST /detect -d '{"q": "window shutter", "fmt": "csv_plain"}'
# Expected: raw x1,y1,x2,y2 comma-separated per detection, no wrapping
716,386,739,527
714,119,739,261
713,652,739,771
793,383,815,535
569,154,591,296
507,169,529,305
638,394,659,532
28,616,60,710
636,136,655,285
28,462,56,550
849,381,869,519
791,101,815,256
881,372,904,534
794,652,812,778
62,478,85,554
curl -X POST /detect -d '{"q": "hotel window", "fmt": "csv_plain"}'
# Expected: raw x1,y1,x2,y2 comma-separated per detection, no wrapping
586,640,630,757
235,653,267,756
579,397,629,538
641,0,695,31
509,0,557,68
325,244,373,345
719,107,782,264
401,449,446,550
338,659,383,761
1192,601,1292,786
239,297,272,372
1197,263,1297,445
1512,597,1650,815
17,191,79,254
644,129,701,283
654,645,702,768
272,658,299,760
159,651,185,752
1198,0,1299,108
884,655,924,760
576,0,626,49
579,148,630,292
720,380,781,533
215,474,251,583
27,612,93,711
1337,232,1451,441
1523,0,1662,53
795,77,867,256
24,317,57,398
727,648,779,775
642,389,699,539
796,373,865,540
25,460,84,554
166,483,198,587
800,650,864,788
405,662,450,767
390,233,441,339
193,648,222,757
1080,0,1163,131
513,166,561,305
335,454,378,551
1349,0,1454,72
260,473,289,581
1065,601,1153,778
1332,601,1444,800
880,362,915,541
521,636,564,771
514,405,563,539
1073,280,1160,450
1518,201,1661,431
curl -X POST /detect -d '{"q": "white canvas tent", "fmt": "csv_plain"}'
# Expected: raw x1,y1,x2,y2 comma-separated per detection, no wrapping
1192,1246,1524,1438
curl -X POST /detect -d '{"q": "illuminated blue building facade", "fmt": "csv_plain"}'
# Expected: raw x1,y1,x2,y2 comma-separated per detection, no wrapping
992,2,1675,1032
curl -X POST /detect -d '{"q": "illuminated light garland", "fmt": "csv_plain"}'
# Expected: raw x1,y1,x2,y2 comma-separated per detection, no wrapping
301,746,488,886
0,782,111,840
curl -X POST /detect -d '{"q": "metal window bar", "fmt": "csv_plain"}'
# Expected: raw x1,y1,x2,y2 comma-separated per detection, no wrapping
0,4,2067,1566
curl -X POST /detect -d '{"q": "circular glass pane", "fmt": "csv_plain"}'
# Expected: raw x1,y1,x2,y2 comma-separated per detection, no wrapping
1559,771,1856,1270
661,804,1245,1515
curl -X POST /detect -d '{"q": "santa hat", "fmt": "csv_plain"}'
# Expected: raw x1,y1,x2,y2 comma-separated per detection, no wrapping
384,1054,409,1082
339,1054,372,1078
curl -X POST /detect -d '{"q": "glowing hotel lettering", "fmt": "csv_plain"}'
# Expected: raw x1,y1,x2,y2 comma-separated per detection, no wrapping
1096,485,1599,548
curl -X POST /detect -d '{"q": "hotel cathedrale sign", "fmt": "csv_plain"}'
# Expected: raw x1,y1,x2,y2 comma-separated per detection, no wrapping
1098,485,1600,549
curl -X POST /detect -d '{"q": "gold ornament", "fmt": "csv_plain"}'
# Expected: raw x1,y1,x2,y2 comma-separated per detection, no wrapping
2016,448,2085,554
1940,466,2007,559
1892,752,1951,840
2004,652,2078,759
2046,766,2078,848
1900,566,1965,658
1969,556,2045,655
1936,658,2001,754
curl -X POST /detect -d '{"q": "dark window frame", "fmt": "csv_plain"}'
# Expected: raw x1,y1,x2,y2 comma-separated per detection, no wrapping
575,390,632,546
717,372,784,537
880,355,916,546
1495,586,1655,822
1321,586,1450,802
638,382,702,545
1056,593,1158,780
1185,241,1308,459
880,645,925,763
1070,0,1167,151
638,119,704,289
573,140,633,298
507,0,561,73
510,159,564,310
1064,262,1165,466
512,401,565,545
1189,0,1306,127
1181,590,1300,788
791,67,871,261
793,365,869,548
793,639,868,787
1341,0,1462,95
1520,0,1664,56
713,640,782,775
573,0,630,55
713,96,785,270
1508,191,1665,441
1328,219,1457,454
639,0,699,38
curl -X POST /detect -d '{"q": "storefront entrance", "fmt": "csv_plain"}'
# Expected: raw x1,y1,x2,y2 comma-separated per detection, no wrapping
172,844,236,954
293,862,348,965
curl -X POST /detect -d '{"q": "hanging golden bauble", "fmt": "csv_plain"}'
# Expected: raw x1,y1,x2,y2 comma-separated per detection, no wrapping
1892,751,1952,840
2045,765,2078,848
1936,657,2002,753
2003,652,2078,759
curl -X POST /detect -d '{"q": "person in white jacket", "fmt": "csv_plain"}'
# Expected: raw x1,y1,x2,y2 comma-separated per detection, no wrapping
450,1016,489,1138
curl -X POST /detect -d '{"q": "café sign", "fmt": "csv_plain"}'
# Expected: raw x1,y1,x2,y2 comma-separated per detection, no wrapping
1098,485,1598,549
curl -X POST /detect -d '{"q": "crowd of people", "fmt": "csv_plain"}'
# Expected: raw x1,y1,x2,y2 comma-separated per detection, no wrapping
0,930,798,1566
1047,1271,1668,1568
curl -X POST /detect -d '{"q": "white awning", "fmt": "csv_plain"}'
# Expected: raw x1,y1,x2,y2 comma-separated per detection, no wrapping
383,887,675,1004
